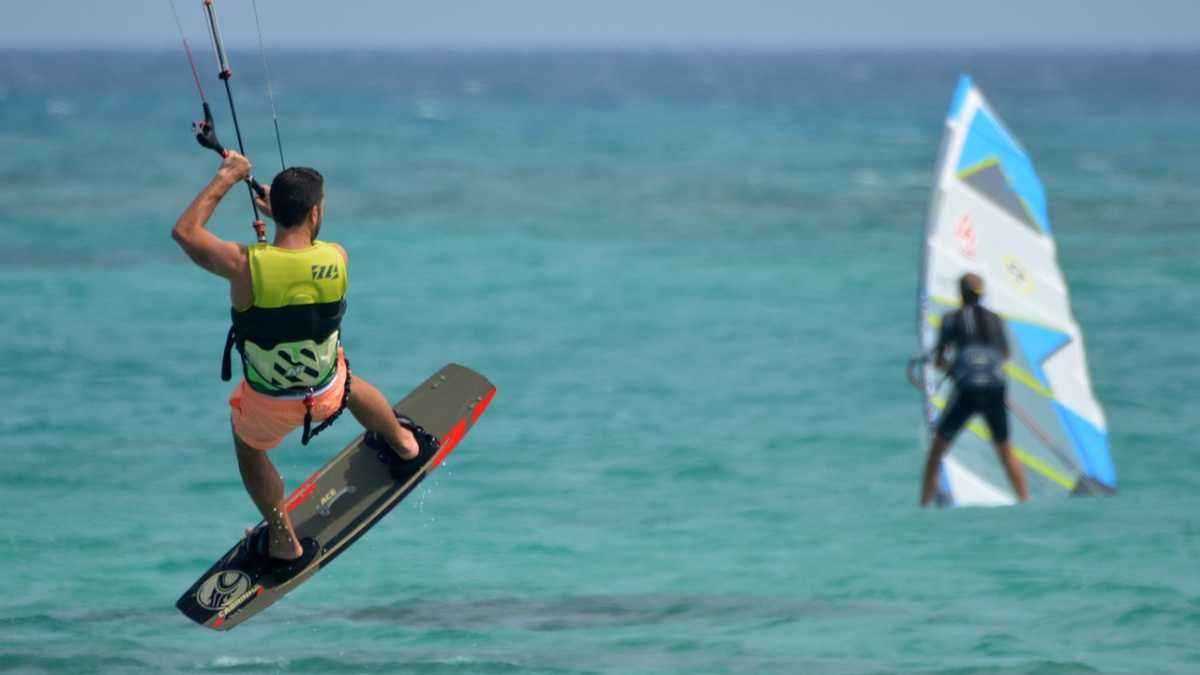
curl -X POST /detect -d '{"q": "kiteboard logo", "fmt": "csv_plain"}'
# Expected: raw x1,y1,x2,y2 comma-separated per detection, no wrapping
216,583,262,620
196,570,252,611
1003,255,1034,295
317,484,357,517
955,213,977,259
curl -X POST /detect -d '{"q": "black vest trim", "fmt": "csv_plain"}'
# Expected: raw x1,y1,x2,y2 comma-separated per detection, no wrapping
231,300,346,349
219,300,346,383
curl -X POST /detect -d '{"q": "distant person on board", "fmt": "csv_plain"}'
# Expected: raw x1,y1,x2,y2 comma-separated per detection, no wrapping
171,151,420,578
920,273,1029,506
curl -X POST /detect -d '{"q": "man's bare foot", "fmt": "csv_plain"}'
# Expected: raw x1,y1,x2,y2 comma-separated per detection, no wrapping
268,528,304,560
245,525,303,560
394,427,419,460
366,422,419,460
384,419,420,460
346,379,422,460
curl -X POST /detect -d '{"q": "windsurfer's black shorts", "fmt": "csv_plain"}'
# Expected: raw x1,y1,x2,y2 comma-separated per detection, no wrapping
936,387,1009,444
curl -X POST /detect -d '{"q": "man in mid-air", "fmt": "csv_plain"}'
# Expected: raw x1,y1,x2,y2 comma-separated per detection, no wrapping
920,273,1029,506
172,151,420,579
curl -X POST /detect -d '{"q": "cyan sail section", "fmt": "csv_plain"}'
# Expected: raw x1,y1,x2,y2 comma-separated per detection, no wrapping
955,101,1051,234
1006,320,1071,387
916,75,1115,507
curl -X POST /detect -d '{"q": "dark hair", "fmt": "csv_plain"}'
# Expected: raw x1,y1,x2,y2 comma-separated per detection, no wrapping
269,167,324,228
959,273,984,306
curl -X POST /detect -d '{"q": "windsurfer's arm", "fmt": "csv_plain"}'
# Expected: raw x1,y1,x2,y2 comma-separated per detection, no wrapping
172,152,251,280
933,343,950,372
933,314,953,371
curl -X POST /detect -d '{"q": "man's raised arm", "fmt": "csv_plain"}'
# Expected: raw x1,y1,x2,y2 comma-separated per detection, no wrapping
172,151,253,281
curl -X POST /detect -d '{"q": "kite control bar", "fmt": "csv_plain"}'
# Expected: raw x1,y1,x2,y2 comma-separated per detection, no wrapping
192,101,268,200
170,0,279,242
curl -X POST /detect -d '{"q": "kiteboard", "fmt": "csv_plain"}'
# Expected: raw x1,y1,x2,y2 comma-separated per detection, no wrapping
176,363,496,630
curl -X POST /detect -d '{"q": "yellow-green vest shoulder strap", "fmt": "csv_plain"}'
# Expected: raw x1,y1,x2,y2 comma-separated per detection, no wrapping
247,240,347,309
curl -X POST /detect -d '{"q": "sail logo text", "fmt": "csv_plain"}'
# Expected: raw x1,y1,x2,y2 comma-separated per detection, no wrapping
956,213,977,259
1003,255,1034,295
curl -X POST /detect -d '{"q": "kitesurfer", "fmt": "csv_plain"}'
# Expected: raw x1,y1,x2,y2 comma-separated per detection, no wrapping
172,151,420,577
919,273,1029,506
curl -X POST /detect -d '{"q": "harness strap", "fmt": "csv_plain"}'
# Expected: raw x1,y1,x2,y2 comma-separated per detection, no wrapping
301,356,352,446
221,326,236,382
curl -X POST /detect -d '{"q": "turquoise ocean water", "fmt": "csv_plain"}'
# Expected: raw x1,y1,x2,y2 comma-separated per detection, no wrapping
1,48,1197,673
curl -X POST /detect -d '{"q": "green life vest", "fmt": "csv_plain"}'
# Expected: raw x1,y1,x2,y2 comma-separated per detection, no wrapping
220,241,347,396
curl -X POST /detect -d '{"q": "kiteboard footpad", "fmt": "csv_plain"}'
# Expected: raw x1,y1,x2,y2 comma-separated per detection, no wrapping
243,527,321,582
365,413,441,481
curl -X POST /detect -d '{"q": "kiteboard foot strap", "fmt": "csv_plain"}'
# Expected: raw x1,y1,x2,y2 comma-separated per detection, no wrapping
365,412,441,479
245,525,320,582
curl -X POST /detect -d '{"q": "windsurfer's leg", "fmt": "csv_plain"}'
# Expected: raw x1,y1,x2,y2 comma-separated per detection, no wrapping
346,376,419,459
233,433,303,559
920,435,951,507
995,441,1029,502
981,390,1027,502
924,390,971,507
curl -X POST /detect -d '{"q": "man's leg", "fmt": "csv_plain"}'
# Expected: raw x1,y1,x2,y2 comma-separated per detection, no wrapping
347,376,419,459
995,441,1029,502
982,389,1028,502
920,435,951,507
922,389,970,507
233,433,303,560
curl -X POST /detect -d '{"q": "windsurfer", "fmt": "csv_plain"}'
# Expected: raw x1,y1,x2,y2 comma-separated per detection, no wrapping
920,273,1029,506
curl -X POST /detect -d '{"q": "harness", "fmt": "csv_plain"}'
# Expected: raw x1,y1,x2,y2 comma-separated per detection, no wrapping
221,241,351,445
951,305,1006,391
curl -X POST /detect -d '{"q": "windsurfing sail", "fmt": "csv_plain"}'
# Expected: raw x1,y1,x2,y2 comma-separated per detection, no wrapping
915,75,1116,507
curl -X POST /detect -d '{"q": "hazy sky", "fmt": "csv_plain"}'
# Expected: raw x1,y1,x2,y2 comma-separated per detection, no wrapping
3,0,1199,49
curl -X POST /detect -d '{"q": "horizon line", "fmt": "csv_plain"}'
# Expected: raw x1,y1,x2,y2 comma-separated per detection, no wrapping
3,39,1200,54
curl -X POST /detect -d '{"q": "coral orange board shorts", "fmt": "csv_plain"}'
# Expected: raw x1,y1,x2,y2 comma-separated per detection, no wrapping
229,347,348,451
